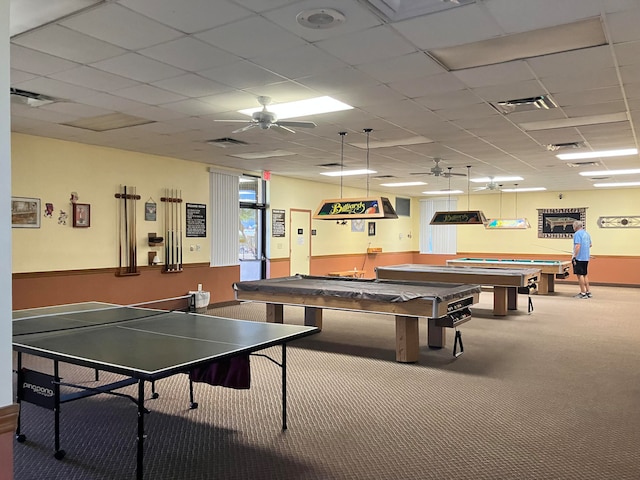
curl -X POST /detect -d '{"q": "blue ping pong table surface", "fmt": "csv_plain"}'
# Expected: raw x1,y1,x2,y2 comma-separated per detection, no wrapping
13,301,318,380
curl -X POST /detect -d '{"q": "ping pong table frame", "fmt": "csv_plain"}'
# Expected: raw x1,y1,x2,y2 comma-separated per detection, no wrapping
14,329,316,480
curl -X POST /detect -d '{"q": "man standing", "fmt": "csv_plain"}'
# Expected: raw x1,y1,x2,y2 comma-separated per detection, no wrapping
572,220,592,298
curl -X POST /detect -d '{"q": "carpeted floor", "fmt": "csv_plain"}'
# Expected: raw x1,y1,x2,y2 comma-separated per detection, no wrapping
12,283,640,480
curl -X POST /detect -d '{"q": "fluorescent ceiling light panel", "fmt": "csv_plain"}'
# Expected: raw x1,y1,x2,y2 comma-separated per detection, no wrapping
321,169,377,177
519,112,628,132
422,189,464,195
239,96,352,120
470,176,523,183
579,168,640,176
594,182,640,188
229,150,295,159
557,148,638,161
10,0,104,37
429,17,605,71
379,181,427,187
501,187,547,192
349,136,433,149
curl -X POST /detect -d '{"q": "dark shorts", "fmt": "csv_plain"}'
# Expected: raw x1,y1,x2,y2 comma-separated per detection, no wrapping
573,260,588,276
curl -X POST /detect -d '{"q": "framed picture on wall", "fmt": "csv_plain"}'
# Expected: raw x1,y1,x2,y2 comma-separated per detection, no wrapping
537,208,586,238
11,197,40,228
73,203,91,228
368,221,376,236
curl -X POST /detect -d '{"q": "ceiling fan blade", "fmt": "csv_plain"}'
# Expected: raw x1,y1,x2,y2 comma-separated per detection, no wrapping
276,120,317,128
214,119,251,123
272,124,295,134
232,123,258,133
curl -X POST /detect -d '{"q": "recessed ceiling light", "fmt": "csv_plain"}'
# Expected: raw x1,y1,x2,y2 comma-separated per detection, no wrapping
422,189,464,195
579,168,640,176
470,176,523,183
296,9,345,29
229,150,295,159
380,181,427,187
501,187,547,192
594,182,640,188
321,169,377,177
556,148,638,161
239,96,352,120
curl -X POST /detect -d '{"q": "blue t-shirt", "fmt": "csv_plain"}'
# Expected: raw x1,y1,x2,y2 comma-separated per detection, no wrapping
573,229,591,261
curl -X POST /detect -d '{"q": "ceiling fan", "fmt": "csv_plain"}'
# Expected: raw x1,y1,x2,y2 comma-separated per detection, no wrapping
473,177,501,191
215,96,317,134
412,158,467,177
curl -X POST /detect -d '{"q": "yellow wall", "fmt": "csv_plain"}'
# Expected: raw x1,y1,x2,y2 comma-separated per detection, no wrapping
454,189,640,256
268,175,418,259
11,133,210,272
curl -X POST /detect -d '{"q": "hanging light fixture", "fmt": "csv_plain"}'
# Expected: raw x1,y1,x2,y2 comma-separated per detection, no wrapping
430,164,487,225
314,128,398,220
485,182,531,229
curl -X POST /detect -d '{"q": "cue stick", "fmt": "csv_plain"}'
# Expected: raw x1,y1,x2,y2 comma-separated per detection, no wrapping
179,189,182,270
124,185,129,272
118,186,122,273
132,185,137,272
165,188,169,271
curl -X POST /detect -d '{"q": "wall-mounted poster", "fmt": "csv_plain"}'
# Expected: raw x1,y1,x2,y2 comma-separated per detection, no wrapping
537,208,587,238
186,203,206,238
72,203,91,228
12,197,40,228
272,209,285,237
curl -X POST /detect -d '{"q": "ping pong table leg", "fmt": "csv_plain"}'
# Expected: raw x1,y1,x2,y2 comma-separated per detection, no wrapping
136,380,146,480
53,361,65,460
281,343,287,430
15,353,25,443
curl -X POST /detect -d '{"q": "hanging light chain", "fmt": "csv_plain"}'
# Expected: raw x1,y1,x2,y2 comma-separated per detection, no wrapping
363,128,372,196
339,131,347,199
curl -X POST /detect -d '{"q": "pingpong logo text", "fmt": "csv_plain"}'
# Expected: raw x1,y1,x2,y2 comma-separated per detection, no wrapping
23,382,54,397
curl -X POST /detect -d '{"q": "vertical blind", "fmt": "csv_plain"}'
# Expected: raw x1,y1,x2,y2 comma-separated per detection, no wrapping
419,198,457,254
209,168,239,267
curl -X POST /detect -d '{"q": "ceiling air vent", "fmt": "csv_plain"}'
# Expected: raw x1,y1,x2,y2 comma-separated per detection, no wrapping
491,95,558,115
207,137,249,148
10,87,58,107
317,162,343,168
546,141,585,151
566,161,600,167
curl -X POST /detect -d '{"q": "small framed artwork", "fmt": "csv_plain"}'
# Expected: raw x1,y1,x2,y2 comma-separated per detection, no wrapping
368,221,376,236
73,203,91,228
11,197,41,228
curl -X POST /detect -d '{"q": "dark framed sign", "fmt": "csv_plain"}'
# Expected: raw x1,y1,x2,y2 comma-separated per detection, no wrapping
72,203,91,227
537,208,586,238
186,203,206,238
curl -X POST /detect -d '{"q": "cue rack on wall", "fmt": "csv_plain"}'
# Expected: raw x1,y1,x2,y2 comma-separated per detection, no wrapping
115,185,141,276
161,188,183,273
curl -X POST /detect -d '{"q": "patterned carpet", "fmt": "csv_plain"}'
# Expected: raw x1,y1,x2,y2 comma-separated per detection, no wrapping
12,283,640,480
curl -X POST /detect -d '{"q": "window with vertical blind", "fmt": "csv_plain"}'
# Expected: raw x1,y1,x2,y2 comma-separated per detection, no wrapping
419,198,457,254
209,168,240,267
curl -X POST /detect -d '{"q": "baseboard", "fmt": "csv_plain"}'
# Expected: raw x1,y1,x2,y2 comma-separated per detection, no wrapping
0,404,19,435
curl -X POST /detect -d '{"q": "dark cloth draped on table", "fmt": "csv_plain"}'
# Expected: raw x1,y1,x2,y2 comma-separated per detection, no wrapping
189,355,250,389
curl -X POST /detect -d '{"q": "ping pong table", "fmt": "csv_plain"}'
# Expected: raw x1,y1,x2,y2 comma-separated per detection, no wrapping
13,300,318,480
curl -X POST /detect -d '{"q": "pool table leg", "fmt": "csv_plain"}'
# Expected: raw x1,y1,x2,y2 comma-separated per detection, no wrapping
493,287,508,316
537,275,550,294
547,274,556,293
507,287,518,310
266,303,284,323
426,318,446,350
395,315,419,363
304,306,323,330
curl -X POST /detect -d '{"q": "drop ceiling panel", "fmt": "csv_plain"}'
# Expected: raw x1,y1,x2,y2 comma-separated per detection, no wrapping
252,44,348,79
356,52,444,84
150,74,231,98
139,37,241,72
60,4,183,49
13,25,126,63
10,45,79,76
453,61,536,88
390,72,467,97
119,0,253,34
198,61,288,90
90,53,186,83
49,66,140,92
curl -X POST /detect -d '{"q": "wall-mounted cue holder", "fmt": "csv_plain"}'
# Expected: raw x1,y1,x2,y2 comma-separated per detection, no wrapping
115,186,142,277
161,189,183,273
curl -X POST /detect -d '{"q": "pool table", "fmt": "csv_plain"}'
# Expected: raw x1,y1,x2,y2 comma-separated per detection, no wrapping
446,258,571,294
375,264,540,316
234,275,482,363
